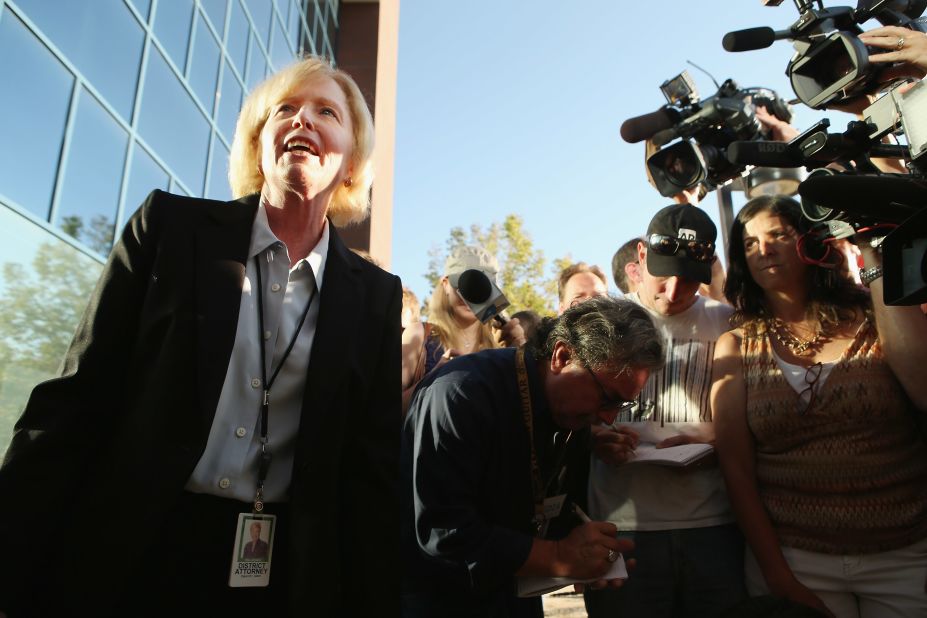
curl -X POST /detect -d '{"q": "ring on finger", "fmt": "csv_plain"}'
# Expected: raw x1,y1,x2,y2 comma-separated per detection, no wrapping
606,549,619,563
896,36,905,50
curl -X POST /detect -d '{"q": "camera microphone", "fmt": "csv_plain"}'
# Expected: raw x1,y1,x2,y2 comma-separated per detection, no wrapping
727,140,803,167
456,269,511,325
722,27,790,52
620,108,680,144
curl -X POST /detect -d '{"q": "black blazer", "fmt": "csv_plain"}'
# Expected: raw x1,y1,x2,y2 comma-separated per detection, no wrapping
0,190,401,616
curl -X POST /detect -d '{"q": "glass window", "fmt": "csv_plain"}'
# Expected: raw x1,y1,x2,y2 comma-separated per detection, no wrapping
129,0,152,23
190,12,221,113
216,60,243,142
226,0,249,76
246,33,267,91
153,0,195,73
123,143,169,223
16,0,143,121
55,89,128,256
287,0,305,55
138,48,210,197
245,0,272,48
201,0,228,36
206,137,232,202
324,2,337,56
0,206,103,460
0,9,73,221
270,13,293,71
170,178,190,196
305,0,319,54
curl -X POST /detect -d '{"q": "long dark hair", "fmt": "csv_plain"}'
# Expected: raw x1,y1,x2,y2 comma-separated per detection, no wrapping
724,195,869,328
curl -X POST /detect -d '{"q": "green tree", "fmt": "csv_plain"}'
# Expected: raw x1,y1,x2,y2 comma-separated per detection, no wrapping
425,214,562,316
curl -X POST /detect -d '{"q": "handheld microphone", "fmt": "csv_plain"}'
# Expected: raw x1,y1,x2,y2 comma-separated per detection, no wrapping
727,140,803,167
456,269,511,324
721,27,791,52
620,108,679,144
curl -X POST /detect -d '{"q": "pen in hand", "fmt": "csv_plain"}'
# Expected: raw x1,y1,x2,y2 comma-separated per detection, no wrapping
573,503,592,523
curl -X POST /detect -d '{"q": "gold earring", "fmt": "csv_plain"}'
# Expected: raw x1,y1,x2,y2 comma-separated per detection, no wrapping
343,177,353,188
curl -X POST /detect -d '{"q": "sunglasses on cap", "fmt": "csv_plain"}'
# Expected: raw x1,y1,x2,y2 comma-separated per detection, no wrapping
648,233,715,263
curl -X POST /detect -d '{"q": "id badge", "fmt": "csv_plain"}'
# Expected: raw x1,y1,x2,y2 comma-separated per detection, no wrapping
542,494,566,520
229,512,276,587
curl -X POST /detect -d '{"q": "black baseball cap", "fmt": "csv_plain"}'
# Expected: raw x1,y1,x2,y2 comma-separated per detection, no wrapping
644,204,717,285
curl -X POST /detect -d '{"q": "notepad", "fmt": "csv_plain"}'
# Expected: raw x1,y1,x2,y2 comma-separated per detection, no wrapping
623,442,714,466
515,553,628,597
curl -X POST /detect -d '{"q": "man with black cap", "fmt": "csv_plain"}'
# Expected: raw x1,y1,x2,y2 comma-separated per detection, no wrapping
584,204,745,618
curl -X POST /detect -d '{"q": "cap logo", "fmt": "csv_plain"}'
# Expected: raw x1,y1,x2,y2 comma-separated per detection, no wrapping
677,227,697,240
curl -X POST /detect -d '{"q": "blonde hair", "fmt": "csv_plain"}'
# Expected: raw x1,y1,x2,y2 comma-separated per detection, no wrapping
228,56,375,226
426,279,499,352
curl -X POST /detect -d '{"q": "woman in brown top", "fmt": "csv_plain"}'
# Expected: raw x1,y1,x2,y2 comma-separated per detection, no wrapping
710,195,927,617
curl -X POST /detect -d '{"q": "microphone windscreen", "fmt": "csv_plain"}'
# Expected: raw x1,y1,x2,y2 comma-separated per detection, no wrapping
798,174,927,221
722,27,776,52
457,269,493,304
620,108,677,144
727,141,802,167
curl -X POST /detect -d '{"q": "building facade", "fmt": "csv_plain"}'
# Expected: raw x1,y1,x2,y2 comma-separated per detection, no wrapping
0,0,397,456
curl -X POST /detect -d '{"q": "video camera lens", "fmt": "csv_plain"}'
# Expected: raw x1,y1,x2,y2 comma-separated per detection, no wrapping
646,141,707,197
799,168,840,222
789,32,870,109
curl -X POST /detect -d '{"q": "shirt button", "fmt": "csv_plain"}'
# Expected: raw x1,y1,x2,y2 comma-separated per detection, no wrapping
263,330,272,340
235,427,247,438
218,478,231,489
271,283,281,292
251,378,261,388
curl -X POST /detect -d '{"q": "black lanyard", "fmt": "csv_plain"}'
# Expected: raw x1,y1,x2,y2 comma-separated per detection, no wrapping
515,348,572,536
252,253,317,511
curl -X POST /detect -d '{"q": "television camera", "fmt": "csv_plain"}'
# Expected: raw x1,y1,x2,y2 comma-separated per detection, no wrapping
727,80,927,305
723,0,927,109
620,70,792,198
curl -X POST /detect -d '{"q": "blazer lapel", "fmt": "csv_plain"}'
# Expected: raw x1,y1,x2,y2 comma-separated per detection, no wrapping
194,195,258,436
297,227,363,450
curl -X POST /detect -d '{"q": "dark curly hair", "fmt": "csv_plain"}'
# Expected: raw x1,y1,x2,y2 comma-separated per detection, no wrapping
724,195,869,328
528,296,664,373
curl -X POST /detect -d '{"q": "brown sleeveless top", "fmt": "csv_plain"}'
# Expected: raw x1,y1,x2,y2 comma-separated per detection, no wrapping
742,317,927,554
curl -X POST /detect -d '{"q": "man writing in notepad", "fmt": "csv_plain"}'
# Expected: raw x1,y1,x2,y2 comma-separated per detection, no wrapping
584,204,745,618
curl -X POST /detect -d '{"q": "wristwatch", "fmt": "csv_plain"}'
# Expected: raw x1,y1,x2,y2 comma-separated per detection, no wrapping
860,266,883,287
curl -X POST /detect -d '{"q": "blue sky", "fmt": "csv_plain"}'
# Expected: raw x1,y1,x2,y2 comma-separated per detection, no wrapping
390,0,858,307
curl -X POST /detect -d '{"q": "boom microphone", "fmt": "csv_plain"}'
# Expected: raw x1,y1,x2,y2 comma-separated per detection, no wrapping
721,27,794,52
620,108,679,144
727,140,803,167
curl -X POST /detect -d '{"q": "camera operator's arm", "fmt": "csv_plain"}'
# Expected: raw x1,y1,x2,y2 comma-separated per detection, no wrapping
860,26,927,81
859,240,927,412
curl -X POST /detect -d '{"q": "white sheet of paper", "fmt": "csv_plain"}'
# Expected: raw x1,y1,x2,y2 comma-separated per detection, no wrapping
613,421,714,444
515,553,628,597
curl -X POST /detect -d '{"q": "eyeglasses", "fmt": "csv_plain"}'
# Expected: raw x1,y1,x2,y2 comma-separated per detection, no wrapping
584,366,638,415
648,233,715,263
797,362,823,416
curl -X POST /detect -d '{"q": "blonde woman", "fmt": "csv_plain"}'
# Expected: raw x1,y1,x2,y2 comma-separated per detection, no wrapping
402,246,524,413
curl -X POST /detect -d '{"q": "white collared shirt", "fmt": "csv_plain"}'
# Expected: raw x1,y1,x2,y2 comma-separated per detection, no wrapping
185,205,328,502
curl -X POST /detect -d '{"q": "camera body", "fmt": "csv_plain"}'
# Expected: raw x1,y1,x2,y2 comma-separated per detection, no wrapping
629,71,792,197
728,0,927,109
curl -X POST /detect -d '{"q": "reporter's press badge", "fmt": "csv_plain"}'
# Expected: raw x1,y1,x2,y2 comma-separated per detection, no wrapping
229,512,276,587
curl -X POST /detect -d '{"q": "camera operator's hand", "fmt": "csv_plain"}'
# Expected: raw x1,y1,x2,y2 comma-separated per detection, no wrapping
755,105,798,143
494,316,526,348
860,26,927,81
